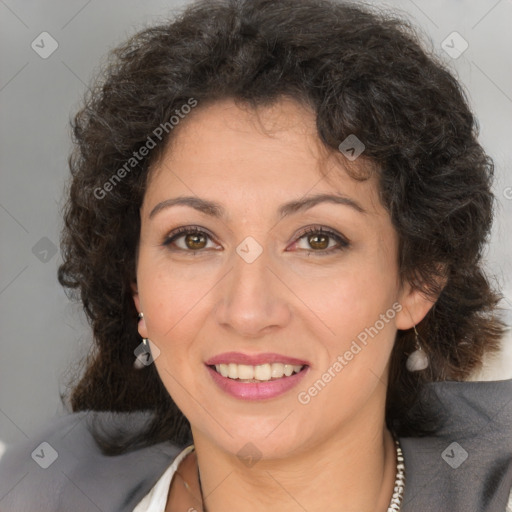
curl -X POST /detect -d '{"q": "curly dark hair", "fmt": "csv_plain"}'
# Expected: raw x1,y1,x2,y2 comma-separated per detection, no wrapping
58,0,507,454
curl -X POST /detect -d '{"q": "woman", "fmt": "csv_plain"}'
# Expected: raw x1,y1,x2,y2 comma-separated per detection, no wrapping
0,0,511,511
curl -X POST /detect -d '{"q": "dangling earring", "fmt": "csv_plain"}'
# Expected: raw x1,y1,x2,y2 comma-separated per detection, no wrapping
138,312,150,347
134,311,152,369
137,312,148,346
137,312,149,347
406,325,429,372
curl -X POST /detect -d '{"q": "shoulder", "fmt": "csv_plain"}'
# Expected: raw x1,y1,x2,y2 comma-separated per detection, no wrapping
0,410,183,512
400,378,512,512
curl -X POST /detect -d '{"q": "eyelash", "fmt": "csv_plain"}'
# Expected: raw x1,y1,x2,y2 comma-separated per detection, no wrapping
162,225,350,255
295,226,350,254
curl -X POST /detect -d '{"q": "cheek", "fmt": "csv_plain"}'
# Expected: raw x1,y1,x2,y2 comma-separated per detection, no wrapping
294,252,399,373
294,264,399,423
138,255,219,336
303,255,398,329
137,264,207,399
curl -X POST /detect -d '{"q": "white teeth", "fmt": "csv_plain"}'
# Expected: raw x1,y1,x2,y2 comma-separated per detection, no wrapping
213,363,304,381
271,363,285,378
228,363,238,379
254,363,271,381
238,364,254,379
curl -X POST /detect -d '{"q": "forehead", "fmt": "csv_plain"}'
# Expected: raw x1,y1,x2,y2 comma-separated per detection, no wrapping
144,97,382,215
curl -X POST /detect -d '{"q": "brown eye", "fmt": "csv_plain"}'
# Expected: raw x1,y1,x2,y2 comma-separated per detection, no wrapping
185,232,207,250
307,233,329,250
292,226,350,255
163,227,218,252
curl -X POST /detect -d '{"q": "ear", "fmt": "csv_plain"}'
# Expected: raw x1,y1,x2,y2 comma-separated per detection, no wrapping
395,271,447,330
131,281,148,338
132,280,141,313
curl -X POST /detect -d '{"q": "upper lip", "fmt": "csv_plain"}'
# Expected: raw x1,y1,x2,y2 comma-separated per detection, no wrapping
205,352,310,366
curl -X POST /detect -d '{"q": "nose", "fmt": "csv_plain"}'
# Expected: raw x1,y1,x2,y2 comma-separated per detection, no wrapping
214,243,292,338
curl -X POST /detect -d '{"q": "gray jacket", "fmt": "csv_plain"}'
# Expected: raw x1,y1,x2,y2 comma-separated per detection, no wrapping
1,378,511,512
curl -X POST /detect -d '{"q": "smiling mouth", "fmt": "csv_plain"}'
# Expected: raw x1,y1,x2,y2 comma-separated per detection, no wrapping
209,362,307,382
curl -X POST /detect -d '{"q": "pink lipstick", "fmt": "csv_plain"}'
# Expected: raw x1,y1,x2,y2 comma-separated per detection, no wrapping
205,352,310,401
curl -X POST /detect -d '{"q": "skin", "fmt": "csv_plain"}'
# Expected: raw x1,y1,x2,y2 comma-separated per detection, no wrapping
132,97,439,511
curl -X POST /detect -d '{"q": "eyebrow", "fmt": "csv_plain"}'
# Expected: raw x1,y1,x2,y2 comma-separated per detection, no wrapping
148,193,366,220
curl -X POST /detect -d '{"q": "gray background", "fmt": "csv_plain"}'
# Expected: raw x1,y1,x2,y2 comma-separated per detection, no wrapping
1,0,511,453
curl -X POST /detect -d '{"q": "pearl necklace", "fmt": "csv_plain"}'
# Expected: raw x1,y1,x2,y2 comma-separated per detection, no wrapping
388,435,406,511
176,435,405,511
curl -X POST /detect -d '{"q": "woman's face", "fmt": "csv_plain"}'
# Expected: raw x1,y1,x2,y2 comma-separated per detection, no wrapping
134,97,431,458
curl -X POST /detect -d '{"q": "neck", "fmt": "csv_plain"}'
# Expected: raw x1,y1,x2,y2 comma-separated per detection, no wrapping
191,417,397,512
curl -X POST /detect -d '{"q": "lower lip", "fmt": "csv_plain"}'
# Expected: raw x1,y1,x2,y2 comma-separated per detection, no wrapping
206,365,309,401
